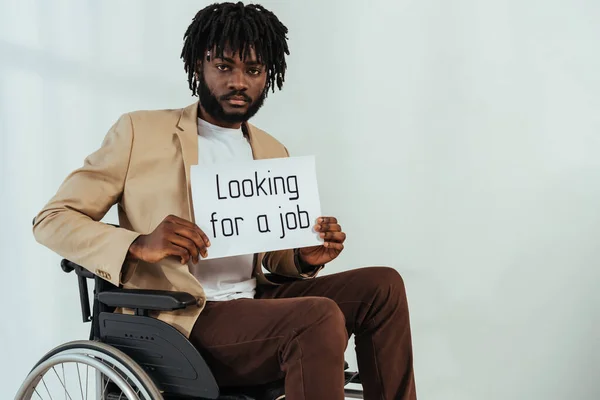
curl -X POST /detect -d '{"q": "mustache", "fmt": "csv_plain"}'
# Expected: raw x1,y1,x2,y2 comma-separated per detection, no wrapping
220,91,252,103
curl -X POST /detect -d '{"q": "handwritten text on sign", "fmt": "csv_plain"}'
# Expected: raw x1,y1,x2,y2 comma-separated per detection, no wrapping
191,156,323,259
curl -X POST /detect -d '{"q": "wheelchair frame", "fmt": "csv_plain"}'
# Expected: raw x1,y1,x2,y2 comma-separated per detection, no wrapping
17,255,364,399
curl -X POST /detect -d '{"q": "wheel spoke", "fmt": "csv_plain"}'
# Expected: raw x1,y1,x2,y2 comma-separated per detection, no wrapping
34,387,43,399
52,367,74,400
76,363,84,400
41,376,54,400
85,365,88,400
102,374,111,398
62,363,66,400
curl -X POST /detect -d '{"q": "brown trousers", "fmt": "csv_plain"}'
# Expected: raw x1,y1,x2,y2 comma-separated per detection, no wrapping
189,267,416,400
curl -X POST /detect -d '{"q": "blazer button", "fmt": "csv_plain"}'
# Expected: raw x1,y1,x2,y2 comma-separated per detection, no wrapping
95,269,109,279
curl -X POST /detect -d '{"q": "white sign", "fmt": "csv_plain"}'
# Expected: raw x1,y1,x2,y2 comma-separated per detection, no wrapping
191,156,323,259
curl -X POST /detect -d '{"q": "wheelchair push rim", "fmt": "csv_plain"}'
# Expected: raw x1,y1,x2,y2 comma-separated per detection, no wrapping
15,340,163,400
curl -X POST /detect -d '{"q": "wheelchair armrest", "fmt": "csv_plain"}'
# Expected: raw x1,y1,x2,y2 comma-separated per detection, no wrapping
61,259,94,279
97,289,198,311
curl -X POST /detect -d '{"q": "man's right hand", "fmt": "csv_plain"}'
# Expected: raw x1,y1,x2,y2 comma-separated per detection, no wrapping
127,215,211,265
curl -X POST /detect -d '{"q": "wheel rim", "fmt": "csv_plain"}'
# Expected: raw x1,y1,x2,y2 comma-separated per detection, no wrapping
15,347,161,400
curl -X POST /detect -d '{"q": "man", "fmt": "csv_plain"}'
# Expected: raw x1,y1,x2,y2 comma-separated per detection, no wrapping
33,2,416,399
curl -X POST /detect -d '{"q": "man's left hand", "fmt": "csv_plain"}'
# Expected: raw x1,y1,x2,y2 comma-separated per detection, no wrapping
298,216,346,267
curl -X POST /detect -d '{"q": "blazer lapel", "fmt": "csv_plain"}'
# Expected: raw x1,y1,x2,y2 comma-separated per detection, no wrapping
175,102,199,222
244,122,267,160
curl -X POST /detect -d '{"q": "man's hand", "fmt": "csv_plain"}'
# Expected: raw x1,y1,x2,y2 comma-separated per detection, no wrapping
297,216,346,267
127,215,211,265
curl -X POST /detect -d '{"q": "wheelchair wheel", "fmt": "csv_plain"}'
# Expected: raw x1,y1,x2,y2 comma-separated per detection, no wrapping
15,340,163,400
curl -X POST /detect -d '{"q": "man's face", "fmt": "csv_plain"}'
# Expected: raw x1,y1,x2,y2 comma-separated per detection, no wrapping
198,47,268,126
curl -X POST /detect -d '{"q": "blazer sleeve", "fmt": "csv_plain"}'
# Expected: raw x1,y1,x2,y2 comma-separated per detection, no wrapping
32,113,141,287
260,145,324,279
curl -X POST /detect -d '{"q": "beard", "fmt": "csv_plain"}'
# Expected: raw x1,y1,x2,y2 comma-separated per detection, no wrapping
197,74,267,124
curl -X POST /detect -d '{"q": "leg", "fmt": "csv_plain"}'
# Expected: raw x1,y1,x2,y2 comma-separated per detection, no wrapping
257,266,416,400
189,296,348,400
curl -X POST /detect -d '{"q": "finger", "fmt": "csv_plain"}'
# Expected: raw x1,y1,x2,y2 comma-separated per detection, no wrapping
168,233,201,263
324,242,344,251
173,234,202,263
195,227,211,248
167,215,211,247
318,216,338,225
320,231,346,243
166,243,191,265
316,223,342,233
171,225,209,258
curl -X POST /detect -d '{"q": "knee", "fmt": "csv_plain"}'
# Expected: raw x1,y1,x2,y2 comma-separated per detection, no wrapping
355,267,408,312
304,297,347,343
310,297,346,329
364,266,406,293
282,298,347,369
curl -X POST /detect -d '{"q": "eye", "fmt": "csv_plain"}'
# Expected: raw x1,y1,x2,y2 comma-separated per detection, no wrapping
216,64,231,72
248,68,262,76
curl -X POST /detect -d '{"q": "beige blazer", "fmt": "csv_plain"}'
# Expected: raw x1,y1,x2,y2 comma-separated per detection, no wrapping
33,101,322,337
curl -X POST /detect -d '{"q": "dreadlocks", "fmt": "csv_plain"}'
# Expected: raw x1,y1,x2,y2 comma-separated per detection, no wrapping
181,2,290,96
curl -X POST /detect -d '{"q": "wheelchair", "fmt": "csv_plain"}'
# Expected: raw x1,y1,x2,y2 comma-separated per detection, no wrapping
16,256,364,399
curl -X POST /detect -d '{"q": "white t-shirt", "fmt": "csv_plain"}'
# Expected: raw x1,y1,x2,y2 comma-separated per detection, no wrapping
188,117,256,301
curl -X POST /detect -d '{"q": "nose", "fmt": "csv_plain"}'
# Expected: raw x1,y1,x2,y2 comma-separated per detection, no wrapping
228,68,249,92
